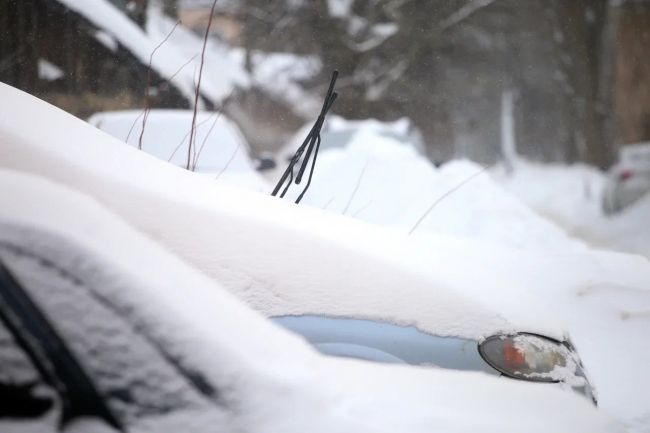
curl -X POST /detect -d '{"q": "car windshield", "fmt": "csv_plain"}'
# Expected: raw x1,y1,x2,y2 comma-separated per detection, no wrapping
0,244,223,430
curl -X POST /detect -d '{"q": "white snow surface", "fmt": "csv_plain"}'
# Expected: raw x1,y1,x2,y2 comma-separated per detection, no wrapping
282,124,583,252
37,59,64,81
87,109,268,191
495,160,650,259
0,82,564,342
276,132,650,430
2,83,650,430
327,0,355,18
0,169,622,433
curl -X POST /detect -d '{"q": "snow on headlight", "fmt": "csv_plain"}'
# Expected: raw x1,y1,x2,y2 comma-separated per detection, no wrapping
479,333,587,387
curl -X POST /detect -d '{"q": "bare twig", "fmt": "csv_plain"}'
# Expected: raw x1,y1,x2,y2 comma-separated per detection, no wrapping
322,197,336,210
126,53,197,144
343,161,369,214
438,0,497,31
125,111,145,143
188,0,218,170
168,112,217,162
193,111,224,170
215,141,242,180
193,88,236,169
351,200,373,218
169,54,199,82
408,166,488,235
139,20,181,150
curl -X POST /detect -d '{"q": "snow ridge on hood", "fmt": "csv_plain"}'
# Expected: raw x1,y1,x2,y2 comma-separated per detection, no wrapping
0,82,564,341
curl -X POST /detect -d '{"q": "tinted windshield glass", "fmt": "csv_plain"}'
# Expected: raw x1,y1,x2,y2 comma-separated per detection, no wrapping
0,244,221,428
0,320,58,420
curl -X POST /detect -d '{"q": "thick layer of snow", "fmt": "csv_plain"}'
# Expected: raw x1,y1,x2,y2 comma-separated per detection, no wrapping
281,125,582,252
0,169,621,433
429,236,650,432
2,83,649,430
0,82,565,342
276,127,650,430
327,0,354,18
87,109,268,191
280,115,425,158
38,59,64,81
494,161,650,259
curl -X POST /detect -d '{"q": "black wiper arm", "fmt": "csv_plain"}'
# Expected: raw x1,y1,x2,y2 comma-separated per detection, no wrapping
271,70,339,203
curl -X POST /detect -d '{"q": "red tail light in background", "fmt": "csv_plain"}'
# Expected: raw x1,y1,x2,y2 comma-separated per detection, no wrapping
619,169,634,182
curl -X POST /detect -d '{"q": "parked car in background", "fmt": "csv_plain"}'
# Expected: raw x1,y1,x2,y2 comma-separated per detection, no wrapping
87,109,268,191
602,142,650,215
262,115,425,177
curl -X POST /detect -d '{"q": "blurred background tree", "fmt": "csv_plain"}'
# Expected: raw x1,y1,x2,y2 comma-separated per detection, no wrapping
2,0,649,168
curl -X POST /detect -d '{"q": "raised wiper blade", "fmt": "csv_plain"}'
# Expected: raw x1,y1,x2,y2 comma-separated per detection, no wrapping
271,70,339,203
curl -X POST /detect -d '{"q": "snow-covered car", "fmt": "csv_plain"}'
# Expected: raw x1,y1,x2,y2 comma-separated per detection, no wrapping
0,83,597,402
264,116,425,176
602,142,650,215
87,109,267,190
0,169,620,433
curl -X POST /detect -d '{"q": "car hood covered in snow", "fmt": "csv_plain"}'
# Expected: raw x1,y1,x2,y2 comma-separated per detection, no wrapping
0,168,622,433
0,83,566,341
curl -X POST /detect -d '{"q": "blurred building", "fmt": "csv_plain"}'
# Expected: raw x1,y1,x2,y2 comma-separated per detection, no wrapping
178,0,243,45
614,0,650,145
0,0,188,119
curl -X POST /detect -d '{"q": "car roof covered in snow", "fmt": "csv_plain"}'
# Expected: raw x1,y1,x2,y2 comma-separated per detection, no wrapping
87,109,257,174
0,168,622,433
0,82,567,341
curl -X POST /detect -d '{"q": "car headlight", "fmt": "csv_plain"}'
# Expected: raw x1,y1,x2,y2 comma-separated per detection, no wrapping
479,333,586,385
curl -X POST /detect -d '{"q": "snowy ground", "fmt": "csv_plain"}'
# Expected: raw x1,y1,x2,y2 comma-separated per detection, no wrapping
494,160,650,260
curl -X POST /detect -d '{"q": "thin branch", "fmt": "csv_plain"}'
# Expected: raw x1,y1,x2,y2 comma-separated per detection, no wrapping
438,0,497,31
343,161,369,214
169,54,199,82
193,88,236,169
408,166,488,235
188,0,218,170
351,200,373,218
125,110,145,143
139,20,181,150
193,111,223,170
322,197,336,210
168,112,217,162
215,142,242,180
126,53,197,144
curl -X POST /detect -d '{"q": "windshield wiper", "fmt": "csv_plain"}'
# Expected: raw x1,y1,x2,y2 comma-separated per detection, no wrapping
271,70,339,203
0,261,123,431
